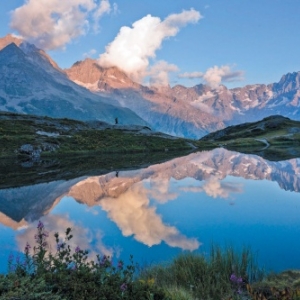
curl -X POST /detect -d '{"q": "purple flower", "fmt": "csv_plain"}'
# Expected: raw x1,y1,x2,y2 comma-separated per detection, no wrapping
120,283,127,292
8,253,14,263
100,255,111,266
75,246,81,253
100,255,107,266
37,220,44,229
42,231,49,237
9,265,15,272
230,273,238,282
24,242,31,253
230,273,243,285
117,261,123,269
57,242,64,251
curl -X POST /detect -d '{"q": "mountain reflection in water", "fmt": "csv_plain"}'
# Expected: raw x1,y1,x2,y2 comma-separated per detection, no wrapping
0,148,300,273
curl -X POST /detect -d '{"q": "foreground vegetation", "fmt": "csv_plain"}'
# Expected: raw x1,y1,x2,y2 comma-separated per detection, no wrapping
1,222,300,300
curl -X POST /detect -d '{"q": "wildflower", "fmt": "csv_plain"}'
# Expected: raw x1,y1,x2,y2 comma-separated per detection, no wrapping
230,273,243,295
230,273,242,283
75,246,81,253
8,253,14,263
230,273,237,282
24,242,31,254
42,231,49,237
117,261,123,269
120,283,127,292
56,242,64,251
100,255,107,266
237,277,243,284
37,220,44,229
100,255,111,267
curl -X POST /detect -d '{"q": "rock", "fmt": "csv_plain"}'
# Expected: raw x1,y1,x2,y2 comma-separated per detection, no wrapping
19,144,41,158
40,143,59,152
19,144,34,154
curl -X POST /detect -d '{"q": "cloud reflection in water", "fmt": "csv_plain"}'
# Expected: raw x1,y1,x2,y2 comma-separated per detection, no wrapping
16,214,113,259
181,176,243,199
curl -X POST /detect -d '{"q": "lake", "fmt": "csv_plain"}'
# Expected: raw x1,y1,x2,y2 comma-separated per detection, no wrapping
0,148,300,274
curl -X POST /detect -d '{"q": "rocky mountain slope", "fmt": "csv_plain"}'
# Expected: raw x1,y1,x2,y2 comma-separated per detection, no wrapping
66,58,300,138
66,59,225,138
0,35,147,126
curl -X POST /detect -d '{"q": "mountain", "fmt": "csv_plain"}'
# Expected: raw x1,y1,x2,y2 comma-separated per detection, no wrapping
66,58,300,138
0,35,148,126
66,59,225,138
1,34,300,138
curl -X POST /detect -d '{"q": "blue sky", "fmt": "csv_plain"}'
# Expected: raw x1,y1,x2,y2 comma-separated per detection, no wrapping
0,0,299,88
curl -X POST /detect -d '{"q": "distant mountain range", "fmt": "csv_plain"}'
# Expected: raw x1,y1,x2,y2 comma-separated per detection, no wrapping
66,59,300,138
1,34,300,138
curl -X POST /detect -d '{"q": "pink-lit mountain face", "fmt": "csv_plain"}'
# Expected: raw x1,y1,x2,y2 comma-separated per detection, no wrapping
66,58,300,138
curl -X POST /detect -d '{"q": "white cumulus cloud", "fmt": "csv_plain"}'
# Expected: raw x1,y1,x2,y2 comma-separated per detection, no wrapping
179,65,244,89
202,65,244,89
10,0,112,50
98,9,202,83
148,60,179,86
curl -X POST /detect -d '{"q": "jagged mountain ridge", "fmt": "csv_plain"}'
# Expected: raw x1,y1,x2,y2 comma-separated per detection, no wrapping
66,59,225,138
66,58,300,138
1,33,299,138
0,36,148,126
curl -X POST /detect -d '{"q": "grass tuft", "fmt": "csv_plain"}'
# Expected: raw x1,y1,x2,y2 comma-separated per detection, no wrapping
140,246,264,300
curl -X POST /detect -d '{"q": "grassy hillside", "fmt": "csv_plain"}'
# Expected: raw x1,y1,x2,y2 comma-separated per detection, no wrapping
0,111,201,158
199,115,300,160
2,112,300,162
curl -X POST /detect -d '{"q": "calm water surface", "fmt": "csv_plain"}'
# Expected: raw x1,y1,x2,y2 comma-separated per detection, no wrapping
0,148,300,273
